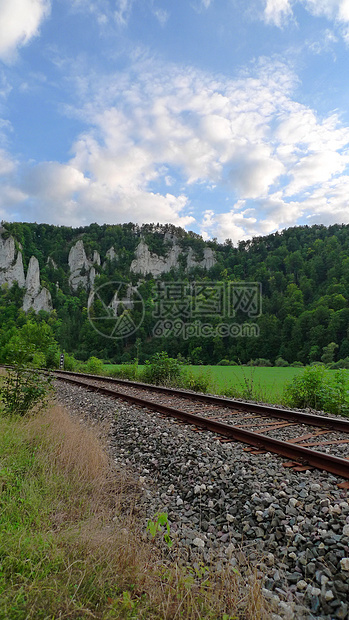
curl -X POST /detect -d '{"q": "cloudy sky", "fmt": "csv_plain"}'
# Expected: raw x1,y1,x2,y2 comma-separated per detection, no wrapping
1,0,349,243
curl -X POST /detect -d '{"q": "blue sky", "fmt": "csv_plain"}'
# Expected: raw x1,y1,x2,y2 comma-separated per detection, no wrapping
1,0,349,243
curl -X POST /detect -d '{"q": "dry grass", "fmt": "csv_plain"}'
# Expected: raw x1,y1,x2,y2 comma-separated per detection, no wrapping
0,403,272,619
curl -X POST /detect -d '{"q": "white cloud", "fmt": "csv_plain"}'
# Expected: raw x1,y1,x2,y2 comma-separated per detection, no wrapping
264,0,293,26
152,8,168,26
0,0,51,62
115,0,134,25
264,0,349,30
0,148,16,175
2,54,349,241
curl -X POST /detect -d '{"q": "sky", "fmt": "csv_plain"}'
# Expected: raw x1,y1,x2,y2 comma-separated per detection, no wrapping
1,1,349,243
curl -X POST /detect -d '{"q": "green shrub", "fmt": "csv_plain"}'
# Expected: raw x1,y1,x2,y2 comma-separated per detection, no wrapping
283,366,349,415
290,361,303,367
248,358,272,367
0,365,53,416
275,357,289,367
217,359,230,366
85,356,104,375
2,321,59,369
182,370,211,393
62,353,78,371
328,357,349,369
141,352,183,386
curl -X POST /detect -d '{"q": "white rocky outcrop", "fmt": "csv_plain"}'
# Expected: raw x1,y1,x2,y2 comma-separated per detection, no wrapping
0,234,25,287
131,239,216,277
68,240,95,290
23,256,52,313
106,246,117,261
25,256,40,298
187,247,216,270
130,239,181,276
93,250,101,266
23,286,52,314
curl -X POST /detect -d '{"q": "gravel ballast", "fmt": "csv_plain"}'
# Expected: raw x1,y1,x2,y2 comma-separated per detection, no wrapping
55,382,349,620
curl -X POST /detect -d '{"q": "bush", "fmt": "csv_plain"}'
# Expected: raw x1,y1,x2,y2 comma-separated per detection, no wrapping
0,364,53,416
328,357,349,369
290,361,303,367
217,359,231,366
85,356,104,375
248,358,272,367
283,366,349,415
275,357,289,367
2,321,59,369
182,370,211,393
141,352,183,386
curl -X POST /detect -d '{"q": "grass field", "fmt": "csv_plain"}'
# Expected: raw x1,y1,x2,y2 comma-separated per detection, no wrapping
184,366,303,403
103,364,304,403
103,364,349,405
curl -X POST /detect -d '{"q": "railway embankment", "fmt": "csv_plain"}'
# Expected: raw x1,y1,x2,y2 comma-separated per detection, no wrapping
55,380,349,620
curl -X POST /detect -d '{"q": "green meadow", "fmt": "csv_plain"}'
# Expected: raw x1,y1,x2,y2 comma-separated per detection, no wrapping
103,364,349,406
183,366,303,403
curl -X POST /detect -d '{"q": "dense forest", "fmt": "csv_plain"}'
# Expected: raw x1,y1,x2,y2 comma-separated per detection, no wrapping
1,220,349,366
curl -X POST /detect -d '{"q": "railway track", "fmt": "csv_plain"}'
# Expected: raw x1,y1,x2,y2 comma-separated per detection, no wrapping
52,370,349,482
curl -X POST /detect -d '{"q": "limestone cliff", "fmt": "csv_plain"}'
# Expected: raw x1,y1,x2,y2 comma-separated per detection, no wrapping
187,247,216,270
68,240,92,290
23,256,52,313
130,239,216,276
0,232,52,312
0,234,25,287
130,239,182,276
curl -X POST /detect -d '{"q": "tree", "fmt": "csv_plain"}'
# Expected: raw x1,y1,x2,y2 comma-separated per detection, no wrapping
321,342,338,365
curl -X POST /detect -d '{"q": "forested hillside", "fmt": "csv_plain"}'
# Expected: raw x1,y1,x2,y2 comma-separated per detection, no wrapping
1,220,349,366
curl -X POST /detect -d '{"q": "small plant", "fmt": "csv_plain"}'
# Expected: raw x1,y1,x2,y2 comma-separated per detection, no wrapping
182,369,212,393
225,366,269,402
0,363,53,416
141,352,183,386
85,356,104,375
146,512,173,548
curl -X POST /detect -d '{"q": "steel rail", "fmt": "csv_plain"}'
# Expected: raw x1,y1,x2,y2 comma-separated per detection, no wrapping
54,373,349,480
53,370,349,434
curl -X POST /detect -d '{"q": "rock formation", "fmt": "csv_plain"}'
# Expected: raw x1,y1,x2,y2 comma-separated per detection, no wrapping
23,256,52,313
187,247,216,270
105,246,117,261
0,234,25,287
130,239,216,276
68,240,94,290
130,239,182,276
93,250,101,266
